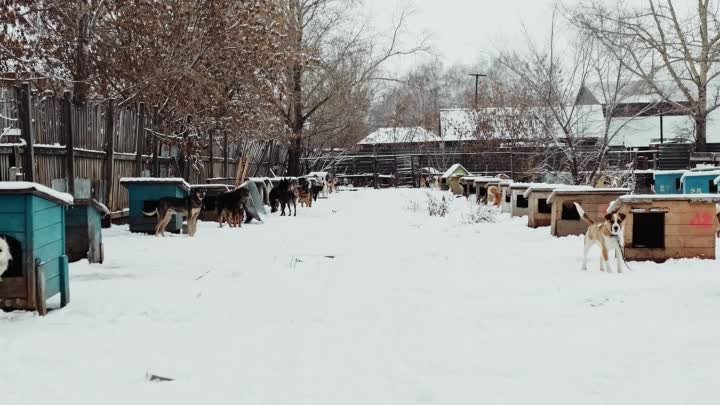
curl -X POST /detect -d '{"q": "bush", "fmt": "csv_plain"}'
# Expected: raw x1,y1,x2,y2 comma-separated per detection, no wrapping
426,191,449,217
459,200,500,224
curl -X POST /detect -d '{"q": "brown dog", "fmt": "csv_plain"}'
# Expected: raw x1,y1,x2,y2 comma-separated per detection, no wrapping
487,185,502,208
575,202,627,273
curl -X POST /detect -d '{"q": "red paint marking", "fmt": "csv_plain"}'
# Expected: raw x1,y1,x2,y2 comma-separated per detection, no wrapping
690,212,715,228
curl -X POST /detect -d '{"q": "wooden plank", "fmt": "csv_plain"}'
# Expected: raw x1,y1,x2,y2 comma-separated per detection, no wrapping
152,105,159,177
63,91,75,195
32,205,61,231
134,103,145,177
18,83,34,182
104,99,115,209
0,277,27,298
0,195,26,214
33,222,63,250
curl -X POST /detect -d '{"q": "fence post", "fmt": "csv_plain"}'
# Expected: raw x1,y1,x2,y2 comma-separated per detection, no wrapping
208,129,214,179
104,99,115,209
373,156,378,189
223,130,229,178
410,155,416,188
134,103,146,177
152,105,159,177
62,91,75,195
17,83,34,182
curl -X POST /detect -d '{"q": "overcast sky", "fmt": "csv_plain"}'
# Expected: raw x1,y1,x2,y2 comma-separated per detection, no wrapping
364,0,687,72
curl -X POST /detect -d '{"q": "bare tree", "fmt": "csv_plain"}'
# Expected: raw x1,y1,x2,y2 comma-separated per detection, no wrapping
278,0,427,175
497,9,658,185
573,0,720,152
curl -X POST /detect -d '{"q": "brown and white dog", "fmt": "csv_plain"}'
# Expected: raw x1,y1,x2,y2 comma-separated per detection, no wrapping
574,202,627,273
143,190,206,237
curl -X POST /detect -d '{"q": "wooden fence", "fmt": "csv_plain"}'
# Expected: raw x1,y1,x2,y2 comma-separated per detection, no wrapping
0,84,288,212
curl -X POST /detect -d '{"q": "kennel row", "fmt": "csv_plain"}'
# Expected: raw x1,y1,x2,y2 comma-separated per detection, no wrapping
634,169,720,195
500,180,720,262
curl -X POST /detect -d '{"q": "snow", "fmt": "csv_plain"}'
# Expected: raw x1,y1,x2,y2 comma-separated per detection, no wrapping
523,184,588,198
680,169,720,182
0,181,74,204
608,193,720,213
119,177,191,191
441,163,469,179
653,170,688,176
714,175,720,185
358,127,439,145
2,188,720,405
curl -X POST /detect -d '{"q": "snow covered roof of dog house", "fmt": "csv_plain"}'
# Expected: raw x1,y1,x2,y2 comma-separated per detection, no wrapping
0,181,74,205
607,194,720,213
307,171,329,179
191,183,232,191
358,127,440,145
509,182,534,190
680,169,720,182
498,180,514,187
547,187,629,204
441,163,470,179
120,177,191,192
473,177,502,186
523,184,590,199
653,169,687,177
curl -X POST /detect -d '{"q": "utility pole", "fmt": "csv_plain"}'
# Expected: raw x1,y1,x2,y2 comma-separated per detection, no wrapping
468,73,486,109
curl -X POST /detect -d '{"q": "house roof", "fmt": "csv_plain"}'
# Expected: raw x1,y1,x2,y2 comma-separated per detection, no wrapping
358,127,439,145
0,181,74,205
608,194,720,213
441,163,469,179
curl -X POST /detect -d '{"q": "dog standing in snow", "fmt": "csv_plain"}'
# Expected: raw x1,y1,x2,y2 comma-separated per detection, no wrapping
0,237,12,282
574,203,627,273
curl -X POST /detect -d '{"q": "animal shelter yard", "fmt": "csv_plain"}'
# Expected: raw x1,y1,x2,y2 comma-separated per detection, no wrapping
2,188,720,405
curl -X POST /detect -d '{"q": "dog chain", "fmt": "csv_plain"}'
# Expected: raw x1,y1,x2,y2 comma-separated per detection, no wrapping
613,235,633,272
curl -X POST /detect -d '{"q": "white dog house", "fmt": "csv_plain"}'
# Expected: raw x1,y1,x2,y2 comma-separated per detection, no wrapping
499,180,513,213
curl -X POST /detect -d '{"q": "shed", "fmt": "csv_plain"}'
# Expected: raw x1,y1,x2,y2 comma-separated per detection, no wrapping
499,181,513,213
608,194,720,261
0,182,72,314
440,163,470,191
51,178,108,264
633,170,655,194
547,188,630,237
509,183,532,217
524,184,586,228
681,169,720,194
120,178,191,234
653,170,686,194
194,184,232,222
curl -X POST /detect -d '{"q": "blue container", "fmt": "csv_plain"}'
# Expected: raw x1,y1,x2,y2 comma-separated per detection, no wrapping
120,178,190,234
653,170,686,194
681,170,720,194
0,182,71,314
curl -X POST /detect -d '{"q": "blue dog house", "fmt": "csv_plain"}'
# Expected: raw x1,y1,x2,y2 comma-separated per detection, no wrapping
681,169,720,194
120,178,190,234
653,170,686,194
0,182,72,314
52,178,109,263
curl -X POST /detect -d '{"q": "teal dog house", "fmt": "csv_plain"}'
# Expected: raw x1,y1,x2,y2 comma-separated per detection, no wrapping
681,169,720,194
120,178,190,234
0,182,72,315
653,170,686,194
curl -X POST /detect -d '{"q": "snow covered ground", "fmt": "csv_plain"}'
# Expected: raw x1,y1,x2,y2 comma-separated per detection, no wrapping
2,188,720,405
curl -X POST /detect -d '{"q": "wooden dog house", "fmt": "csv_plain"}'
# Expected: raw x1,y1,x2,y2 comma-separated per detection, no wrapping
633,170,655,194
681,169,720,194
459,176,478,197
120,177,191,234
0,182,72,314
509,183,532,217
473,177,500,203
653,170,686,194
441,163,470,191
547,188,630,237
524,184,588,228
51,178,108,264
307,172,330,199
499,181,513,213
608,194,720,261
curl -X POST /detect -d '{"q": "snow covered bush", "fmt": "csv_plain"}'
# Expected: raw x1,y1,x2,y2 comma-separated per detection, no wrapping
426,191,450,217
404,199,421,212
459,199,500,224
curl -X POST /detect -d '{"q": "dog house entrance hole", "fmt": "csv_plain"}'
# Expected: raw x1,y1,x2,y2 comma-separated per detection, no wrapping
505,192,511,203
561,202,580,220
1,235,23,278
538,198,551,214
632,212,665,249
710,180,718,193
516,194,529,208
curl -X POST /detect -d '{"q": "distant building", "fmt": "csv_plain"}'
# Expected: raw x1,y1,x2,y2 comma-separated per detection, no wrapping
355,127,440,152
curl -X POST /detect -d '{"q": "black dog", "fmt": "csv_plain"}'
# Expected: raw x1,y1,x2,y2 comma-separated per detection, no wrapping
311,182,324,201
270,178,297,216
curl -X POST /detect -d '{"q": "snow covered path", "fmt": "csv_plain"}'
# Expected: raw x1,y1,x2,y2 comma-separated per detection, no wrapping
2,188,720,404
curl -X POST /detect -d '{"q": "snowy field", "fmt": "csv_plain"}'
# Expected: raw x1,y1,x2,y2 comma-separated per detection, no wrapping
2,188,720,405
